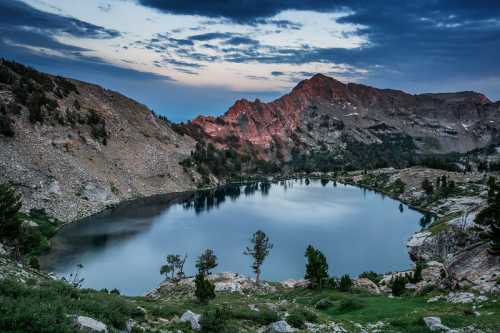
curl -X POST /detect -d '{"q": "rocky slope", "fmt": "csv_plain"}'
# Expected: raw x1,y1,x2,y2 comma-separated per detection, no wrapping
0,60,199,222
337,167,500,294
193,74,500,166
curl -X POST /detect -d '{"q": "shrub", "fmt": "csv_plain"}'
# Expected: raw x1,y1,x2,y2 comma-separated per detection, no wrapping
0,183,22,239
338,298,365,312
200,307,231,333
358,271,381,285
0,279,135,332
150,304,182,318
230,308,279,325
338,274,352,292
408,262,424,283
27,92,57,124
28,256,40,270
0,107,15,137
391,275,408,296
87,110,108,145
286,312,306,329
315,298,334,310
110,288,120,295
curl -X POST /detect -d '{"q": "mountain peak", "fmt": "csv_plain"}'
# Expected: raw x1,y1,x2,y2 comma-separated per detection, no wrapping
290,73,348,101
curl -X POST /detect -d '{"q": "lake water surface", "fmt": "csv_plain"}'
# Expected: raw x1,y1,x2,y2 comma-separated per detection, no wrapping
43,179,422,295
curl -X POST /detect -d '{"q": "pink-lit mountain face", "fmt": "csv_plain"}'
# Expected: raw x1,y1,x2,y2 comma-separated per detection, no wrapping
192,74,499,162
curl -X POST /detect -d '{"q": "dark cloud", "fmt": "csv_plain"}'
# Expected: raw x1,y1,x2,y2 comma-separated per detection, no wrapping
137,0,336,24
252,19,302,30
246,75,269,80
98,3,112,13
271,71,285,77
224,36,259,46
0,0,121,40
0,0,123,72
188,32,233,41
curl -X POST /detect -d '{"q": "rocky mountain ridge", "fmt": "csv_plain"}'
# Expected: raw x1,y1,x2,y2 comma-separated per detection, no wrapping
192,74,500,167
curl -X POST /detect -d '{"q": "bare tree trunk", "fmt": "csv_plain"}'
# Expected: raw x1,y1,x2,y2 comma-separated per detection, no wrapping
256,268,261,286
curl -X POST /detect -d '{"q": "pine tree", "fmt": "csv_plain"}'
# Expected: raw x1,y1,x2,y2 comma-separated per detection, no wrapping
195,271,215,304
196,249,218,276
304,245,329,289
421,178,434,196
244,230,273,285
0,183,22,239
488,176,497,205
338,274,352,292
487,189,500,255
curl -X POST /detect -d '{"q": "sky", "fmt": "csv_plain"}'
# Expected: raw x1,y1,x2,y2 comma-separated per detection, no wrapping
1,0,499,122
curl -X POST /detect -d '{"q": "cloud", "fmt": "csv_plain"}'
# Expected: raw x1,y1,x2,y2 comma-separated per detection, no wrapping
188,32,233,41
253,19,302,30
0,0,121,40
223,36,259,46
137,0,337,24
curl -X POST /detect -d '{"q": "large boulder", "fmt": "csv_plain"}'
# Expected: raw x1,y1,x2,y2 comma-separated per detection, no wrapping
74,316,108,333
214,281,242,293
263,320,296,333
421,261,445,284
281,279,310,288
180,310,201,331
0,242,7,256
423,317,449,332
353,278,380,294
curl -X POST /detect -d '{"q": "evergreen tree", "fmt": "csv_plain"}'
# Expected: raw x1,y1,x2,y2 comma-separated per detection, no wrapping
195,271,215,304
0,183,22,239
338,274,352,292
487,218,500,255
421,178,434,196
304,245,329,289
487,189,500,255
244,230,273,285
196,249,218,276
476,178,500,254
488,176,497,205
420,213,433,228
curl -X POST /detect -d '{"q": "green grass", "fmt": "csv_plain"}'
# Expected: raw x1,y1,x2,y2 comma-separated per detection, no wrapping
2,277,500,333
0,279,137,333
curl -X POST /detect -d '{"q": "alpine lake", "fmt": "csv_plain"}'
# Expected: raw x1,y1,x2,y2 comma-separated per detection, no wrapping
42,179,423,296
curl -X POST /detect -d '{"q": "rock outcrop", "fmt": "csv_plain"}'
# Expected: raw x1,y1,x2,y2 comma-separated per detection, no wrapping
146,272,276,299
